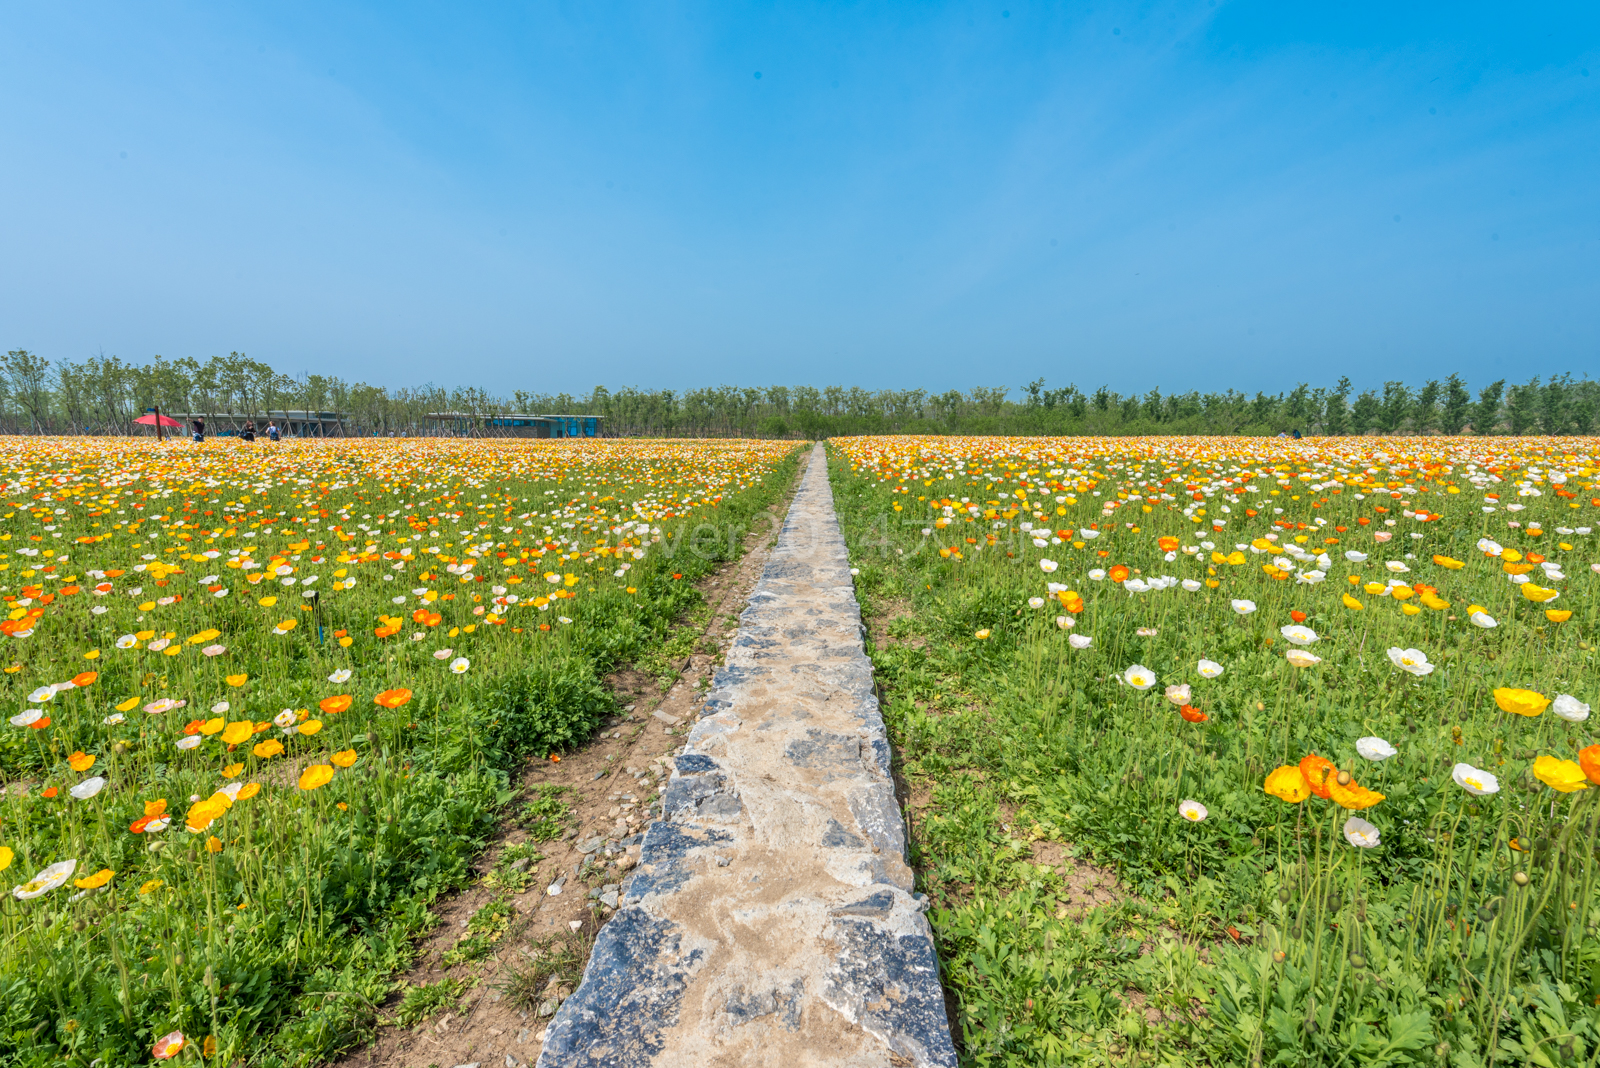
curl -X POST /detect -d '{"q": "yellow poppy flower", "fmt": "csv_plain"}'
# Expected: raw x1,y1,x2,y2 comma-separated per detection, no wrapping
1533,756,1588,793
1263,765,1310,803
297,764,335,791
73,868,114,889
1494,688,1549,718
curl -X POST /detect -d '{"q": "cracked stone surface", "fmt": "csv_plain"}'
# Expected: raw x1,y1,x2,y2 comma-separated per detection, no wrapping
538,444,955,1068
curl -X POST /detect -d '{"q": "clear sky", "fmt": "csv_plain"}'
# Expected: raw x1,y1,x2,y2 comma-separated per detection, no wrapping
2,1,1596,397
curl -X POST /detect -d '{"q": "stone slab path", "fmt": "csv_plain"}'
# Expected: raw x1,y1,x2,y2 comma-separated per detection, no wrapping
538,443,956,1068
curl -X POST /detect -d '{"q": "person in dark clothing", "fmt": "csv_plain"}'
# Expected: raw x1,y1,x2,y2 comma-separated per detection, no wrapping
242,420,256,442
191,419,205,443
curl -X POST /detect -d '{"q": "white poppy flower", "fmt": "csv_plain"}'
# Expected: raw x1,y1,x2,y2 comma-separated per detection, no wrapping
1385,561,1410,573
1181,579,1202,591
115,634,138,650
1178,800,1208,822
273,710,297,729
1027,597,1045,609
12,859,76,900
1387,647,1433,676
27,687,55,704
450,657,470,674
1123,664,1156,690
144,817,170,833
69,776,106,800
1342,817,1381,848
1280,625,1318,646
328,669,352,684
1164,684,1191,706
1087,569,1106,581
1055,615,1073,629
1068,634,1093,649
102,713,125,726
1344,551,1368,563
1230,599,1256,615
1469,611,1498,629
1452,763,1499,796
1297,570,1326,585
1356,736,1397,761
1284,649,1322,668
1553,695,1590,723
1039,559,1058,574
9,709,43,727
175,735,202,751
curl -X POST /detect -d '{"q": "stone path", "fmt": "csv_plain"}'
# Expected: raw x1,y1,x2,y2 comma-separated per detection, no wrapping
538,443,956,1068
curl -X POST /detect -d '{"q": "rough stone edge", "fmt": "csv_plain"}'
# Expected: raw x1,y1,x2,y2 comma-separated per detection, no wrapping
538,445,956,1068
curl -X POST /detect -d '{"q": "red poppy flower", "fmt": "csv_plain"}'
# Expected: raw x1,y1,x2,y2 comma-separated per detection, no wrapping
1179,705,1208,723
41,786,59,798
1290,610,1307,623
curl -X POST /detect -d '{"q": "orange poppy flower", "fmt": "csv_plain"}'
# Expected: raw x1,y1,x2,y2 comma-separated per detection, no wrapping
1108,564,1130,584
71,671,98,686
1289,610,1307,623
1179,705,1208,723
373,688,413,709
1580,745,1600,786
1327,776,1385,810
1157,536,1180,552
1299,754,1336,799
319,694,353,714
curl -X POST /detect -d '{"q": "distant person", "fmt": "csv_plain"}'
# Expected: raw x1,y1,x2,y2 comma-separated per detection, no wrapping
191,418,205,443
242,420,256,442
267,423,280,442
1292,429,1302,440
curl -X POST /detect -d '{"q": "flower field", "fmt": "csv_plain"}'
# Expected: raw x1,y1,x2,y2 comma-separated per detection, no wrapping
831,435,1600,1066
0,436,800,1066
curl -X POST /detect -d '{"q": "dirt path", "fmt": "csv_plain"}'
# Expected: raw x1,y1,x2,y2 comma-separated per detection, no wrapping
332,452,810,1068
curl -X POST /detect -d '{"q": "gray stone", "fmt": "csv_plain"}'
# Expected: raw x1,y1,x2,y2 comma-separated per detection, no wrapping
576,837,604,854
538,445,954,1068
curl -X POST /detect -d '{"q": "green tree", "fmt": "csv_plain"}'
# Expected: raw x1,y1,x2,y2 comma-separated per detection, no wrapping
1504,378,1541,435
1376,381,1411,434
3,350,53,433
1471,379,1505,435
1412,379,1441,434
1323,377,1352,435
1350,390,1381,435
1439,374,1471,435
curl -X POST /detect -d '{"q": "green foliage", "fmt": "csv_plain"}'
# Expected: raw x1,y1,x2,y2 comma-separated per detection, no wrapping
519,785,574,842
393,977,468,1028
832,441,1600,1066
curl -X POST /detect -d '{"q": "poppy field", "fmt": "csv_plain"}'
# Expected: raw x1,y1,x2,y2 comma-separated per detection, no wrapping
0,436,801,1066
832,435,1600,1067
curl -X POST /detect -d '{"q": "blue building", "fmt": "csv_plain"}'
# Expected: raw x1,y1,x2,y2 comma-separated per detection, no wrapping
424,413,602,438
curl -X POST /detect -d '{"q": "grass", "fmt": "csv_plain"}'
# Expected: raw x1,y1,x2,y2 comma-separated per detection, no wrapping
518,785,574,842
0,436,801,1066
831,434,1600,1067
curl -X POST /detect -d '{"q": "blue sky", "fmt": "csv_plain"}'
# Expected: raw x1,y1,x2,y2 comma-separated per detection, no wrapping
1,1,1596,397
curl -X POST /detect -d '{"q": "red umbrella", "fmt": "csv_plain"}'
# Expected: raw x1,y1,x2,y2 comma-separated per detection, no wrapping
134,413,183,427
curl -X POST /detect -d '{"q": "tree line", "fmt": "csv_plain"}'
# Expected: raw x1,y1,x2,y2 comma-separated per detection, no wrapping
1,349,1594,438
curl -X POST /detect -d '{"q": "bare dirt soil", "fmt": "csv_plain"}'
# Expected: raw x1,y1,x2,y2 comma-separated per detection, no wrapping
332,459,806,1068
